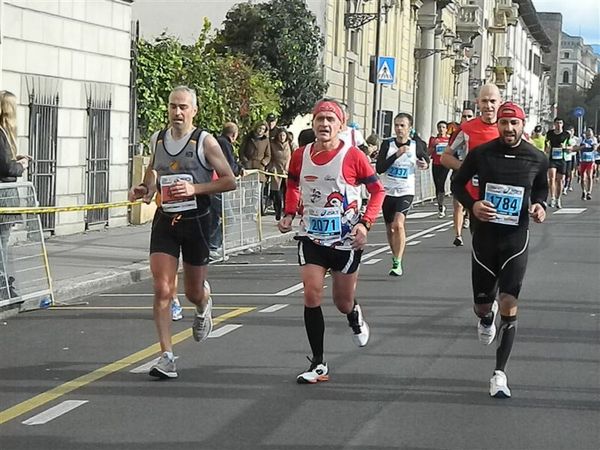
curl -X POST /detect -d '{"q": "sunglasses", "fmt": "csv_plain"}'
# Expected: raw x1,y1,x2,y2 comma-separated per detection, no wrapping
462,115,473,119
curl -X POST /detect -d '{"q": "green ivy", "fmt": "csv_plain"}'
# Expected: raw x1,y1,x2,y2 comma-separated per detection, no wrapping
135,19,281,153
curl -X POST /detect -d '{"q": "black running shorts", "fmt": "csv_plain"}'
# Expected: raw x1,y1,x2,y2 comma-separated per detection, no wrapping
382,195,414,223
471,228,529,302
297,238,362,274
150,209,211,266
548,160,566,175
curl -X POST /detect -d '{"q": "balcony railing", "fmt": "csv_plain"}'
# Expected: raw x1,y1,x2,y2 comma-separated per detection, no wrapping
456,3,484,35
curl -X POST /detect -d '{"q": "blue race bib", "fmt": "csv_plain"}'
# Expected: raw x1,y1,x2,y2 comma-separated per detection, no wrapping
551,148,563,160
388,166,409,179
435,144,447,155
581,151,594,162
484,183,525,226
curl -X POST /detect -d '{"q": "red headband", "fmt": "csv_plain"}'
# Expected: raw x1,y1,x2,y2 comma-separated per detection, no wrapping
312,101,344,123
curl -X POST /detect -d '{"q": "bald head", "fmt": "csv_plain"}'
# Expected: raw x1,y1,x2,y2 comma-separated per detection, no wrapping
477,84,502,124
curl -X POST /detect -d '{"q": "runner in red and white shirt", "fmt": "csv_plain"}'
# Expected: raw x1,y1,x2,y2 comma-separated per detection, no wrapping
428,120,450,218
441,85,502,246
278,99,384,384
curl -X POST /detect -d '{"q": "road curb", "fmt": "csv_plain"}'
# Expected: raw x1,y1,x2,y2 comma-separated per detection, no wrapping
53,233,294,306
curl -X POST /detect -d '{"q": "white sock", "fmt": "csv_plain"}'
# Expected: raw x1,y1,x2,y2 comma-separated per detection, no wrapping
163,351,174,360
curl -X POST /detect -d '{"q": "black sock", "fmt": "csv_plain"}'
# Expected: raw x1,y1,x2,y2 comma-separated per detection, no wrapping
346,300,358,325
495,315,517,372
480,311,494,327
304,306,324,364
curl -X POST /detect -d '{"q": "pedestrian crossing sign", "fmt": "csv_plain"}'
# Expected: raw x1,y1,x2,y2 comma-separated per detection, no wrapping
377,56,396,85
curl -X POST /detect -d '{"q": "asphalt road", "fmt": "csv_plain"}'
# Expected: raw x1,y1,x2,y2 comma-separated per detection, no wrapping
1,198,599,450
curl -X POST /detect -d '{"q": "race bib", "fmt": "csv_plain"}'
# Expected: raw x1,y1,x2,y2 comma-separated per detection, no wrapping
563,151,573,162
485,182,524,226
551,148,563,160
435,143,447,155
306,207,342,240
581,151,594,162
388,165,409,179
160,174,197,213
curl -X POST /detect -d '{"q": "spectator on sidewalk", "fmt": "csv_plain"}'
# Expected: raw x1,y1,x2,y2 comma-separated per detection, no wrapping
0,90,30,300
266,113,279,140
268,128,292,220
240,121,271,214
128,85,236,380
239,121,271,182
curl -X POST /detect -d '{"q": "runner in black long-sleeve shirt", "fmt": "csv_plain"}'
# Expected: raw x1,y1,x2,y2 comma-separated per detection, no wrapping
451,102,548,399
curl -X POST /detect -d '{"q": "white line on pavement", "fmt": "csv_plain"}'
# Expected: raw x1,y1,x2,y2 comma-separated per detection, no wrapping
130,357,160,374
553,208,586,214
406,241,421,246
22,400,88,425
259,304,289,313
212,263,298,267
273,221,451,296
209,324,243,338
421,233,436,238
407,212,437,219
362,258,382,265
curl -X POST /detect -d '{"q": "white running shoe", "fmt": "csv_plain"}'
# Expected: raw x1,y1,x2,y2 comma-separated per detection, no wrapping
489,370,511,398
437,205,446,218
477,300,498,345
149,352,178,379
549,197,556,208
348,304,370,347
171,296,183,321
463,217,470,229
556,198,562,209
296,358,329,384
192,281,213,342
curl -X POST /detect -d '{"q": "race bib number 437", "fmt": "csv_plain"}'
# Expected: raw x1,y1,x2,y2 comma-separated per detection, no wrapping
484,182,525,226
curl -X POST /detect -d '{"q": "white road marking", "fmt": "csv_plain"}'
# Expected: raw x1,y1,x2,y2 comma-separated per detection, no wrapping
22,400,88,425
421,234,436,238
259,304,289,313
275,282,305,296
553,208,586,214
362,258,382,265
407,212,437,219
209,324,243,338
274,221,452,296
130,357,160,374
406,241,421,246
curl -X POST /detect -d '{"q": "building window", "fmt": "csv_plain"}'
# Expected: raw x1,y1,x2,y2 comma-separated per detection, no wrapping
564,52,570,59
562,71,570,84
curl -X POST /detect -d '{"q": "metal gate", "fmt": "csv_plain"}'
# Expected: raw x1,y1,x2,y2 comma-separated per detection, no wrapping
28,93,59,233
85,97,111,228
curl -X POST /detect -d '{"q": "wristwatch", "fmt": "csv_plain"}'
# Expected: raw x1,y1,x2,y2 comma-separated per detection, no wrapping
358,219,372,231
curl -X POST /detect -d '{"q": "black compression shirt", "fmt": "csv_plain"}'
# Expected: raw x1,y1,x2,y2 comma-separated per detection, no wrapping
451,137,549,230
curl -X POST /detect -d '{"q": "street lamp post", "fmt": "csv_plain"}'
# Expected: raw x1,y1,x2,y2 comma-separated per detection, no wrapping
344,0,394,135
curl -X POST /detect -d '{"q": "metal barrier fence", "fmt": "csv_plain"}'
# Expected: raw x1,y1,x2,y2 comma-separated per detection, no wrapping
212,166,442,260
215,171,262,258
0,182,53,312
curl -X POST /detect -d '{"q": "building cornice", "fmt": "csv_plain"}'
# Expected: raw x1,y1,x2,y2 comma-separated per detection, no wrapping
513,0,552,52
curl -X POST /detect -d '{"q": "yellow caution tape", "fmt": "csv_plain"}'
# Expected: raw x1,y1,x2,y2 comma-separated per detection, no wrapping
0,200,142,215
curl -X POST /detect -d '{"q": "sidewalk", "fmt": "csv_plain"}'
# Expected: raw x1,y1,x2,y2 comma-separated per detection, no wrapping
44,217,291,305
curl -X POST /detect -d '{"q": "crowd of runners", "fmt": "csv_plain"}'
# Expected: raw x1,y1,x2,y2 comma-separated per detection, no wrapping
127,82,596,400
